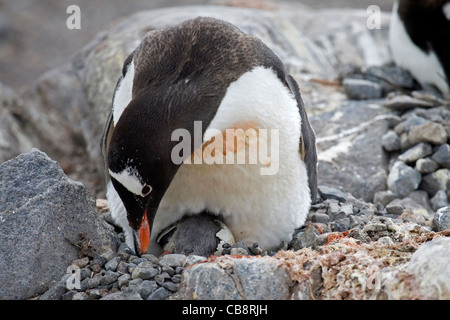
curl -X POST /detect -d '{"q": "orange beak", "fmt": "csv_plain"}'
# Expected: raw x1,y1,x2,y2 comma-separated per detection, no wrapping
139,210,150,254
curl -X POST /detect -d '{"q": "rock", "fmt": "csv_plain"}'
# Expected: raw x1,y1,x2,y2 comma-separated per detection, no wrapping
430,190,448,212
147,287,171,300
104,256,121,272
387,161,422,198
159,254,187,268
373,190,397,207
433,206,450,231
342,78,382,100
318,185,348,202
408,122,448,146
383,95,434,111
415,158,439,174
406,237,450,299
131,262,159,280
0,149,119,299
398,142,433,164
382,130,400,152
394,114,428,135
431,144,450,169
175,263,240,300
365,65,415,93
291,227,320,250
232,258,293,299
385,199,404,215
420,169,450,198
311,212,330,224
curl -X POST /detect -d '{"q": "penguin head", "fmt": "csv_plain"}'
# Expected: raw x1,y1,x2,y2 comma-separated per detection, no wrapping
107,91,182,255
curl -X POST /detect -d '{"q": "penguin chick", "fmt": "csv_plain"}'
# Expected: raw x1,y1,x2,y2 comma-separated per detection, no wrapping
156,213,234,257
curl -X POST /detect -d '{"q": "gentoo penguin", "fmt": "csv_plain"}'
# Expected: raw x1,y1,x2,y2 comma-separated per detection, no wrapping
389,0,450,94
101,17,317,256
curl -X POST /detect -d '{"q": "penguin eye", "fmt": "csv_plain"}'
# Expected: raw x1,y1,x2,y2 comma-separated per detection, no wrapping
141,185,152,197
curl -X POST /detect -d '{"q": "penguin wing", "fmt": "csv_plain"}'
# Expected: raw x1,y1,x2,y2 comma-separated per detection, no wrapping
100,92,115,184
285,74,318,203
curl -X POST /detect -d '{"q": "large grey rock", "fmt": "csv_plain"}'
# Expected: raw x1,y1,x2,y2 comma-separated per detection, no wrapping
387,161,422,198
0,149,119,299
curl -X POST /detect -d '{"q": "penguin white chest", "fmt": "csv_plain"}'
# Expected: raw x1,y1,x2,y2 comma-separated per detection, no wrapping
152,66,311,251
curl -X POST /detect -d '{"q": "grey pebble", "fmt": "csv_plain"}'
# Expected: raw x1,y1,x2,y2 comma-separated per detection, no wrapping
146,287,171,300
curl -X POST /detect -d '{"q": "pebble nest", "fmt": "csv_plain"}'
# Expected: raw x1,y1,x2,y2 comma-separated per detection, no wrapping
39,183,444,300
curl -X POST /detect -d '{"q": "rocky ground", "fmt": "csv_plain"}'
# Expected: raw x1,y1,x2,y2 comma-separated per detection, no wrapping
0,4,449,300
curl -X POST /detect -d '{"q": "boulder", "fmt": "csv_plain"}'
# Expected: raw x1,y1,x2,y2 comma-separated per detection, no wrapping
0,149,119,299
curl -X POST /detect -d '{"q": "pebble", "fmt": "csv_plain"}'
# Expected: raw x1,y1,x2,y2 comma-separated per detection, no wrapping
398,142,433,164
382,130,400,152
415,158,438,174
342,78,382,100
433,206,450,231
318,185,348,202
387,161,422,198
408,122,447,145
430,190,448,212
431,144,450,169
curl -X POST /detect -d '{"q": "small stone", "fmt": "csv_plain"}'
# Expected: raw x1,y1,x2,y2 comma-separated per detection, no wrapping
382,131,401,152
408,122,447,145
318,185,348,202
72,292,89,300
311,212,330,224
162,281,179,292
431,190,448,212
339,203,354,215
374,190,397,207
100,249,116,262
383,95,434,111
118,274,131,289
431,144,450,169
291,226,320,250
386,199,404,215
159,254,187,268
327,202,341,216
433,206,450,231
363,222,387,233
334,218,351,232
139,280,158,299
71,257,90,269
387,161,422,198
86,275,101,289
343,78,382,100
141,254,160,265
131,263,159,280
415,158,439,174
104,256,121,272
398,142,433,164
154,274,166,286
146,287,170,300
420,169,450,197
100,271,119,286
377,236,394,245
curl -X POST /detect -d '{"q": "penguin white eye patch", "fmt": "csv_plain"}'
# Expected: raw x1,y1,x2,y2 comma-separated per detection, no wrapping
109,168,152,197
